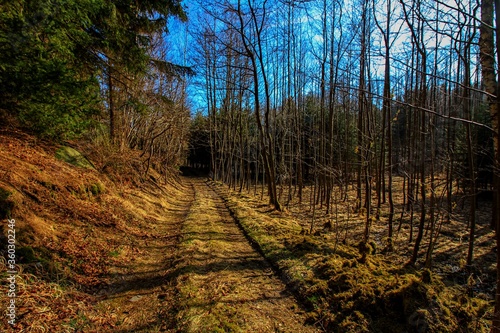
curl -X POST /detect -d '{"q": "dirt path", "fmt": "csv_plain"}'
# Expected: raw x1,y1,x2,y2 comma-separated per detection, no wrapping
175,178,319,333
83,177,318,332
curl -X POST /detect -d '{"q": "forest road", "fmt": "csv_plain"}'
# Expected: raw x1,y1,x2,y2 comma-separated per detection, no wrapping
174,177,321,333
89,176,319,332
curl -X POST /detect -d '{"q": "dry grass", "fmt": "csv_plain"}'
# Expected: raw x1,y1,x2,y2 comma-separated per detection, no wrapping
0,129,188,332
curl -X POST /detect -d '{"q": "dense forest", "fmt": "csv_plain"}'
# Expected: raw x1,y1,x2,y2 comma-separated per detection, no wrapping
1,0,500,332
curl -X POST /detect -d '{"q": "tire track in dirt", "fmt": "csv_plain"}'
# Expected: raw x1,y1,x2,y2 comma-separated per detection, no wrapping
175,177,320,333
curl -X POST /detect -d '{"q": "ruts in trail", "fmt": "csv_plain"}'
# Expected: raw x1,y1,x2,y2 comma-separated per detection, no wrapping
174,178,319,333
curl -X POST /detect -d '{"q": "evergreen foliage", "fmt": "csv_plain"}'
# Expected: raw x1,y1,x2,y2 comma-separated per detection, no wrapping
0,0,186,139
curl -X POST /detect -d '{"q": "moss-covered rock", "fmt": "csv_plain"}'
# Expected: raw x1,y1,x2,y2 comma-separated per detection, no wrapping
55,146,95,170
89,182,105,195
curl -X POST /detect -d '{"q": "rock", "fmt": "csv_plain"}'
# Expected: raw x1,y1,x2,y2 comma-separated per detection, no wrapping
55,146,95,170
129,295,145,302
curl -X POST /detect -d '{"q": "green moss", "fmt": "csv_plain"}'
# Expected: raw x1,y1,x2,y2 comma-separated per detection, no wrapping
421,268,433,284
109,247,121,257
89,182,105,196
339,311,371,333
357,240,376,256
55,146,95,170
17,246,37,263
0,186,14,218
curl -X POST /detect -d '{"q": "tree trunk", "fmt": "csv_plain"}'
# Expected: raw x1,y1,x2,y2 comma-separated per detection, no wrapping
479,0,500,331
108,65,115,143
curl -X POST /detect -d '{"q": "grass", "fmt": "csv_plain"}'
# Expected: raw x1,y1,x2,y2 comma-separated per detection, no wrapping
175,192,243,332
0,129,494,332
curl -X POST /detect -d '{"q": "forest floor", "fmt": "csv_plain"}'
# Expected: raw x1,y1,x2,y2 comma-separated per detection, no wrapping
0,130,317,332
210,179,496,332
0,130,496,332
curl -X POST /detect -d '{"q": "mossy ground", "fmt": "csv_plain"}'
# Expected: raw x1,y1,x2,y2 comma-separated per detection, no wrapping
211,181,495,332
